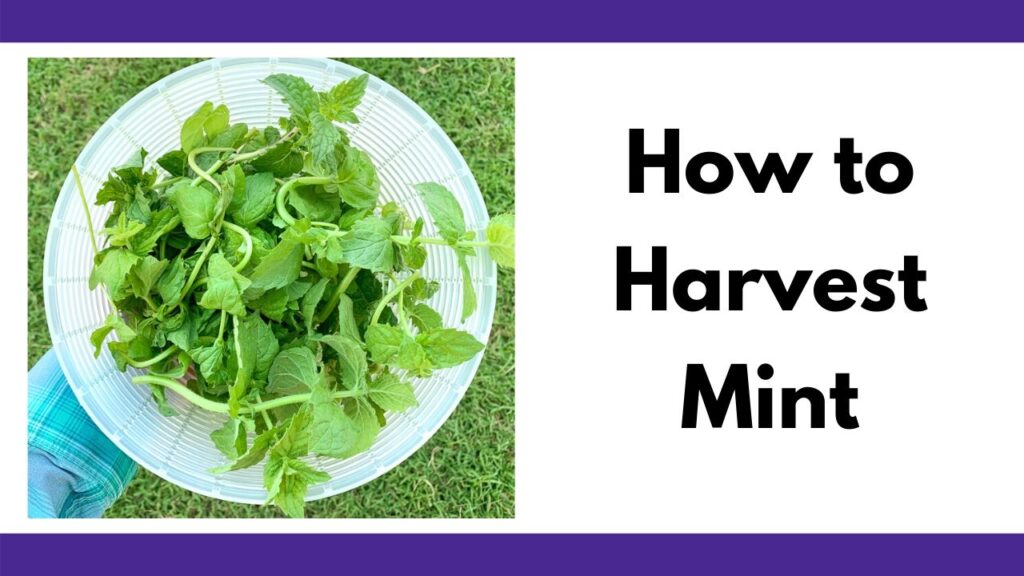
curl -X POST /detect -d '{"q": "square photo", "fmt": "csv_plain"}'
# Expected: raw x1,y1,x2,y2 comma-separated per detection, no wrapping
27,57,515,518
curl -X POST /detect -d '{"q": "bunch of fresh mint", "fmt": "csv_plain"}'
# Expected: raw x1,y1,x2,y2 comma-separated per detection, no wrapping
79,72,514,517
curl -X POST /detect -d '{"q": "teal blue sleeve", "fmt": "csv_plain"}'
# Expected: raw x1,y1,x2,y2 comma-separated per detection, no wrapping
28,349,137,518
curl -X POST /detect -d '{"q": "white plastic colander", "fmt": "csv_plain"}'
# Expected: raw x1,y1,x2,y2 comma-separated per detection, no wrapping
43,58,497,504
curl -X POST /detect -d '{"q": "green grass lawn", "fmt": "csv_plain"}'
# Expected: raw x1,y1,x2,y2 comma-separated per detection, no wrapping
27,58,515,518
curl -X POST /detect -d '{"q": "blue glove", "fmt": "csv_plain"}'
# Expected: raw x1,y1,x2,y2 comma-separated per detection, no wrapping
28,349,137,518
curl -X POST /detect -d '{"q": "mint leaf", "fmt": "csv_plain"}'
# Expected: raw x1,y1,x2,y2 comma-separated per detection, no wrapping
268,457,329,519
102,213,146,247
244,314,280,381
289,184,341,222
365,324,403,364
95,175,132,206
320,334,367,390
263,74,318,123
415,182,466,244
89,247,140,298
229,316,258,417
336,294,362,343
199,253,252,316
128,208,179,256
397,333,433,377
339,216,394,272
402,243,426,270
112,147,148,181
263,449,286,499
264,409,319,517
289,457,331,485
307,382,358,458
157,150,188,177
320,74,368,124
210,123,247,149
203,104,230,139
301,278,329,333
336,147,379,209
191,339,227,383
270,407,313,460
129,255,168,300
417,328,484,368
308,111,341,174
340,397,381,458
246,235,304,293
228,171,276,228
163,308,197,351
405,277,439,302
367,372,417,412
267,347,317,394
168,181,217,239
89,312,136,357
408,302,443,332
246,287,289,321
181,101,213,153
251,138,302,178
486,213,515,268
272,469,308,519
212,426,278,473
156,256,186,304
211,417,246,460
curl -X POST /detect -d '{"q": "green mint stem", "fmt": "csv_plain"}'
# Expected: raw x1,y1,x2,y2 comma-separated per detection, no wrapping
126,345,179,368
72,163,122,310
186,133,261,189
228,127,299,164
71,165,99,255
371,271,421,325
315,266,361,324
254,391,274,429
275,176,333,226
175,234,218,306
142,294,160,313
389,234,490,249
221,221,253,271
151,177,184,190
397,285,408,328
132,375,229,413
188,147,235,192
245,389,363,412
327,230,490,252
454,239,490,248
131,375,363,415
216,310,227,342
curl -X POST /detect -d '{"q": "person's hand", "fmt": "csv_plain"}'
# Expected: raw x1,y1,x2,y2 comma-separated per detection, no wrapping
28,349,137,518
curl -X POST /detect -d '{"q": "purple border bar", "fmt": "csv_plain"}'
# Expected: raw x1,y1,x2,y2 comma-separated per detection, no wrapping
2,534,1023,575
2,1,1024,41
